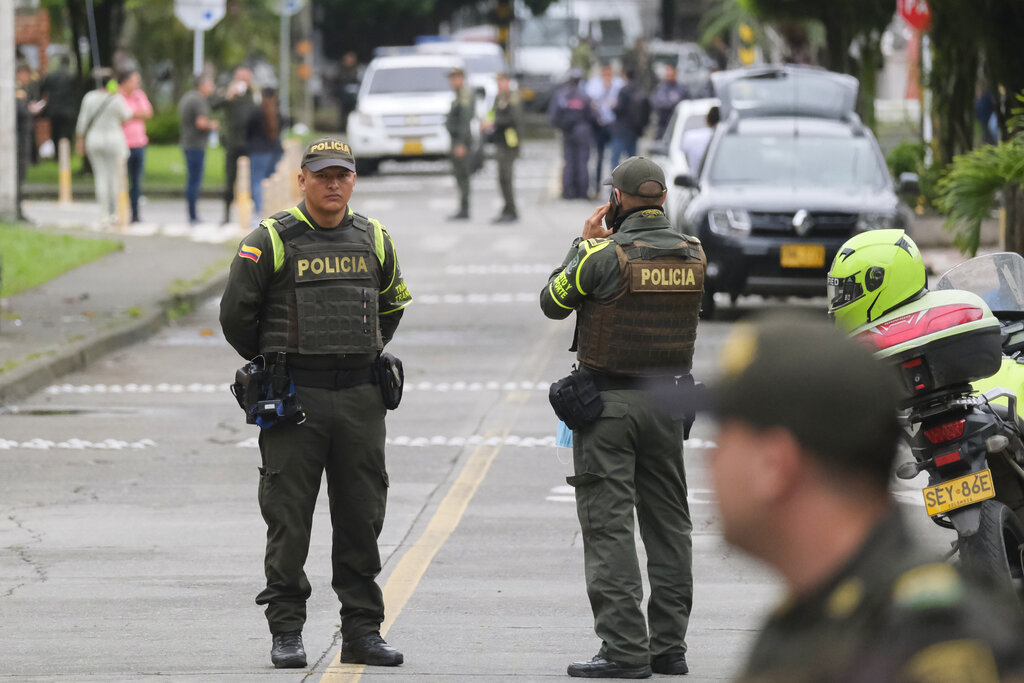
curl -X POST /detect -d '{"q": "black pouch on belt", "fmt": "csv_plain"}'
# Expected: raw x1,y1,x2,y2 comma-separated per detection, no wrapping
230,356,269,423
374,352,404,410
549,366,604,430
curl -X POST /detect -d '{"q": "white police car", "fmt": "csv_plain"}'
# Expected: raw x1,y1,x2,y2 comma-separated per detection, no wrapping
346,54,482,175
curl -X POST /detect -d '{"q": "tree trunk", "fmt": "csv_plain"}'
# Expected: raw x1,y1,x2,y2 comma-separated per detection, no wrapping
856,34,881,131
1005,185,1024,257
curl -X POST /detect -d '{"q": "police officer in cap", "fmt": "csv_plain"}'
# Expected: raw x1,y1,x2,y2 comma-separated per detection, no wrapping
220,137,412,669
708,313,1024,682
446,66,475,220
540,156,705,678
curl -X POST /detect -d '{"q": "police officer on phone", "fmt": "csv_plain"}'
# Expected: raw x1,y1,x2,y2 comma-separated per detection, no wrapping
540,157,705,678
220,137,412,670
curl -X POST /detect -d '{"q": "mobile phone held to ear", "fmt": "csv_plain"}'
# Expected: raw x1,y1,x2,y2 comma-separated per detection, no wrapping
604,189,620,231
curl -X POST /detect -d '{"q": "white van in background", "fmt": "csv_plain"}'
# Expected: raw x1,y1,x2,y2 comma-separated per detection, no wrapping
511,0,649,110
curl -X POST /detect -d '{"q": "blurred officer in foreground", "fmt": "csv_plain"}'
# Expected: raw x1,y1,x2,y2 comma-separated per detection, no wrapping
220,137,412,670
541,157,705,678
708,314,1024,683
481,72,523,223
446,66,475,220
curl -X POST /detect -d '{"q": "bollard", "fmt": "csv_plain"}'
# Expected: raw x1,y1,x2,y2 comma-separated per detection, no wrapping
116,158,130,230
236,155,252,235
57,138,72,204
283,139,303,203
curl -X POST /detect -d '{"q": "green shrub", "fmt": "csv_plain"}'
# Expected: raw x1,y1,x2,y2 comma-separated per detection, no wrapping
886,141,926,178
147,109,180,145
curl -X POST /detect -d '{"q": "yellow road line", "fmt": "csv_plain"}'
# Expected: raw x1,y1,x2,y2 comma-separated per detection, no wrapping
319,325,559,682
319,437,504,682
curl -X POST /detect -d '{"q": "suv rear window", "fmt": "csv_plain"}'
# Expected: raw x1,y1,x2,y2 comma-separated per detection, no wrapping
368,67,451,95
709,133,887,190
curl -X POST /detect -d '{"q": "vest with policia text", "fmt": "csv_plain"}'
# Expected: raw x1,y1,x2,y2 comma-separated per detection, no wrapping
577,230,704,376
257,207,385,355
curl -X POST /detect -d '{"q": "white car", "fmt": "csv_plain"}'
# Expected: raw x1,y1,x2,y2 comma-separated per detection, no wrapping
414,41,508,117
346,54,481,175
647,97,719,221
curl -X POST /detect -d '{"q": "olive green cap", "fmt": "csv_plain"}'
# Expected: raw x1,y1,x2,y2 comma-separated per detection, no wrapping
710,311,900,482
604,156,666,197
448,66,465,77
301,136,356,172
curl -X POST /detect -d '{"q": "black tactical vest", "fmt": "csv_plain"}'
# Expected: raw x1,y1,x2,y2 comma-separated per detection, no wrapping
258,209,383,355
577,233,704,376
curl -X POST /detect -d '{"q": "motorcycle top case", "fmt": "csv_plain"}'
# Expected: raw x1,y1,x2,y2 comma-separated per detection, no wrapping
851,290,1003,402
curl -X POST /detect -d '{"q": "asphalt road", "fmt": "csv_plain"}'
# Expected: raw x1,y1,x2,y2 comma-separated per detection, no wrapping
1,144,951,681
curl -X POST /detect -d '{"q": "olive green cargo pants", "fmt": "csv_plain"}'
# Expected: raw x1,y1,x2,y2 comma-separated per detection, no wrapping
569,389,693,665
496,147,517,216
255,382,388,640
452,153,471,214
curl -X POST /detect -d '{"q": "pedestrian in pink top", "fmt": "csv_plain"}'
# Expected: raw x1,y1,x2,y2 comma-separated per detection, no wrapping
118,70,153,223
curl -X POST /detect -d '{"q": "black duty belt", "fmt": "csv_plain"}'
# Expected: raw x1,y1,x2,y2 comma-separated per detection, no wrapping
289,365,374,390
588,371,690,392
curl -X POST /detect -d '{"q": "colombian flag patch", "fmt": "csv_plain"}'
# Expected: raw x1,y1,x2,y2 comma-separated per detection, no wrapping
239,245,262,263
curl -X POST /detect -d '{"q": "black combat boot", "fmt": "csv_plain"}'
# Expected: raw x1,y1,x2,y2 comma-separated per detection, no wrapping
652,652,688,675
340,632,404,666
270,630,306,669
567,655,652,678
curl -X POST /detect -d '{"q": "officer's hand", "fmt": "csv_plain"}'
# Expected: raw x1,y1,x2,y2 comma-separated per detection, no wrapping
454,143,467,158
582,203,613,241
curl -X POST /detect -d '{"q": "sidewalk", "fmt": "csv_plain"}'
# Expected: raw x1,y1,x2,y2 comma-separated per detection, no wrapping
0,198,999,406
0,198,243,404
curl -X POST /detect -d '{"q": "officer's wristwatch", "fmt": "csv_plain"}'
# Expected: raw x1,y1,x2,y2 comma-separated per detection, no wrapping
571,236,583,248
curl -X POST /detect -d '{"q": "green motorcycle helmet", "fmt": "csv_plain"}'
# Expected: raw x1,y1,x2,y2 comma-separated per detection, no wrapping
827,229,927,333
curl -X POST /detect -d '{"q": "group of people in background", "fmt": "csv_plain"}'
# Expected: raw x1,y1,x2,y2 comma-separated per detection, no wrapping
14,54,285,228
176,64,286,226
549,39,703,200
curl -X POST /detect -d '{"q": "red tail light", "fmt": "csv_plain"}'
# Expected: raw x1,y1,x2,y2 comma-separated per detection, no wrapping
856,305,985,350
924,419,966,444
934,451,962,467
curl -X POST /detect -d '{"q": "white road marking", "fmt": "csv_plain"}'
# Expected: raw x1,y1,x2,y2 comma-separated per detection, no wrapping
546,486,720,504
43,380,551,395
44,383,231,395
235,435,718,449
0,438,158,450
414,292,537,304
444,264,553,275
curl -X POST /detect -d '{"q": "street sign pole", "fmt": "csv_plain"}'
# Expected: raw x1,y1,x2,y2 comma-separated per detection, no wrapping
0,1,17,221
174,0,226,76
280,12,290,121
193,28,205,77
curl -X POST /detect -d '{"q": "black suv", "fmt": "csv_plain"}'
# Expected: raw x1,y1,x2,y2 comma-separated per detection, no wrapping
674,66,917,317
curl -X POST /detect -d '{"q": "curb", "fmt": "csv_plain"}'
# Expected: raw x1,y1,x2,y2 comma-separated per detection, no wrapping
0,272,228,406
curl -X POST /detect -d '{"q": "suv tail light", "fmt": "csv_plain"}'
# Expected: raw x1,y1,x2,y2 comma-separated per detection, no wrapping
856,304,984,351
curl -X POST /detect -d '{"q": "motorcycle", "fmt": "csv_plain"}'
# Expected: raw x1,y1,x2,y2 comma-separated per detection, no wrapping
854,251,1024,598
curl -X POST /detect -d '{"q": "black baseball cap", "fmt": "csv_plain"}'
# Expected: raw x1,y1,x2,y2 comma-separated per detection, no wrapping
301,137,356,173
707,311,900,482
604,156,667,197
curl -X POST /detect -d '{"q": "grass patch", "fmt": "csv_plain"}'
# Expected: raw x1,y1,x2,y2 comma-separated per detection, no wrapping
0,224,122,297
26,144,226,191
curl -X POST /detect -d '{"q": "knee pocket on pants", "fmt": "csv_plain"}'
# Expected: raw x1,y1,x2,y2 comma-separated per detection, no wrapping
566,401,627,488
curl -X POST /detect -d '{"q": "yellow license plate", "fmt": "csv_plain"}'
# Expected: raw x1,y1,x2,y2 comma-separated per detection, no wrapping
780,244,825,268
922,469,996,517
402,140,424,155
